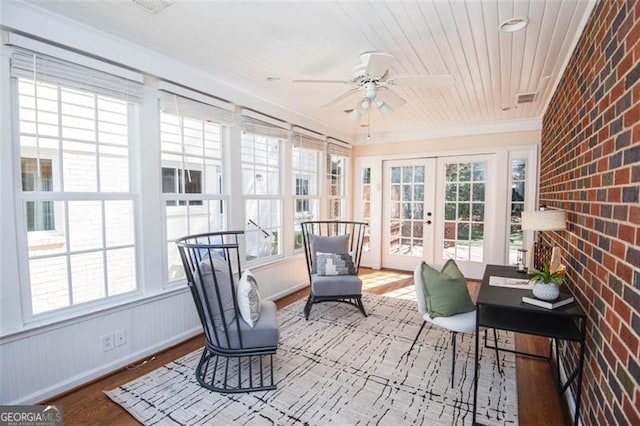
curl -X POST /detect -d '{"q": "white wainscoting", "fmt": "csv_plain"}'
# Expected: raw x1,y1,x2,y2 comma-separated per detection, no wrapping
0,256,309,405
0,289,199,404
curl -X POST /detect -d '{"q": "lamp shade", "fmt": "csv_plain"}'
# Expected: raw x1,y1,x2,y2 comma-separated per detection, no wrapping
521,210,566,231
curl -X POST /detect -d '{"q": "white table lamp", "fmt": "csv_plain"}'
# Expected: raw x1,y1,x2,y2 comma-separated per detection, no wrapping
520,209,567,271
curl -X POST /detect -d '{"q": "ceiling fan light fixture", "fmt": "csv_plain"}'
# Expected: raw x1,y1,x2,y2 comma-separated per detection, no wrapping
377,101,393,118
499,17,529,33
348,107,362,121
361,99,371,110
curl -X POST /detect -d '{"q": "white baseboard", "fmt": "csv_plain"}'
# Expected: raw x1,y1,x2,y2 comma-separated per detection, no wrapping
12,326,202,405
557,346,582,426
264,281,309,302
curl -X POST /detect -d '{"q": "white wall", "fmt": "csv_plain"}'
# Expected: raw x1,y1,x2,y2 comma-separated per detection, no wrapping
351,131,541,277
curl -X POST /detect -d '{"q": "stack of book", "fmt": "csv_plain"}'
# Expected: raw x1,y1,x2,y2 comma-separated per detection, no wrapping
522,292,574,309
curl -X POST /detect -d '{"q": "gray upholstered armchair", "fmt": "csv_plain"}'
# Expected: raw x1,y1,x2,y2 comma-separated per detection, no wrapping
300,221,368,320
176,231,278,393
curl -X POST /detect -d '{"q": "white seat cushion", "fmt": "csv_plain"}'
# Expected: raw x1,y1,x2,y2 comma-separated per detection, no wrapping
423,309,476,334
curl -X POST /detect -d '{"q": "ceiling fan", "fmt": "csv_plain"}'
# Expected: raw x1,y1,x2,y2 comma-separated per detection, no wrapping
293,52,453,121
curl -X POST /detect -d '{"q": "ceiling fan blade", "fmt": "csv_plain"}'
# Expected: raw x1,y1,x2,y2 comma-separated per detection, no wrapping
377,87,407,109
292,79,352,84
361,52,394,78
390,74,454,87
322,87,360,107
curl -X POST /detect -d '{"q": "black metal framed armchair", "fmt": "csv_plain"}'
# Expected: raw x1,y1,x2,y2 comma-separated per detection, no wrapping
300,220,368,320
176,231,278,393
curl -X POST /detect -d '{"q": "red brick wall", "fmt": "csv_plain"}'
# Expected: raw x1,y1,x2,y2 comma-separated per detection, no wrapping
540,1,639,425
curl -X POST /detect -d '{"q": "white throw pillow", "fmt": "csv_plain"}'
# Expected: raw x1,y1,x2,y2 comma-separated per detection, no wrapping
237,269,261,327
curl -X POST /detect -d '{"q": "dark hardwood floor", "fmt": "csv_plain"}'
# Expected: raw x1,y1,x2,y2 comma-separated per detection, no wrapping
44,267,569,425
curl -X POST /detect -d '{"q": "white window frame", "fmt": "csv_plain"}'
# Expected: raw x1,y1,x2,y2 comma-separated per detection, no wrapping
159,95,228,286
12,71,141,322
327,142,351,221
506,148,538,266
292,139,322,251
241,121,286,264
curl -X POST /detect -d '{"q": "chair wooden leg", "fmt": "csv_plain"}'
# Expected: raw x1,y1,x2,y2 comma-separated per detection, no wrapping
303,294,314,320
451,331,457,387
408,321,427,354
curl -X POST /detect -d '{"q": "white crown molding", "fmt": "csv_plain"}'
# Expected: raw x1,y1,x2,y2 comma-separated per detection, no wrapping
354,118,543,145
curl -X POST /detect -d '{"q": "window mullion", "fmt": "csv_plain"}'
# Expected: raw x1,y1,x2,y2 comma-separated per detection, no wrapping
57,85,64,193
63,200,73,307
101,200,109,297
94,93,100,193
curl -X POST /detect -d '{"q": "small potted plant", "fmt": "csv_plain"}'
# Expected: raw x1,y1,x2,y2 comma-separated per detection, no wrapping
529,263,566,301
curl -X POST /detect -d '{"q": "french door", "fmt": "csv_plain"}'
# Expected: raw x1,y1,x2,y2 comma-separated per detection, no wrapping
382,159,436,270
381,155,496,278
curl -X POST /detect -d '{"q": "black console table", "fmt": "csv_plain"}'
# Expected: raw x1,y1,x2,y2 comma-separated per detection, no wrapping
472,264,586,426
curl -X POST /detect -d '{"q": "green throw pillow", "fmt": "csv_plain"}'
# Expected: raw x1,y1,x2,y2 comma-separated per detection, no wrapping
421,259,475,318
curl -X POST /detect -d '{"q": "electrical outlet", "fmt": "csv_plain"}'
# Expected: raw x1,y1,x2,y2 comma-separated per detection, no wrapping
115,329,126,347
102,333,115,352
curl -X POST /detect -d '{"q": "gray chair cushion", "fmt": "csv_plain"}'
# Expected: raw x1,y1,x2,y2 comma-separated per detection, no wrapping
309,234,349,273
218,300,279,349
311,273,362,296
197,252,236,333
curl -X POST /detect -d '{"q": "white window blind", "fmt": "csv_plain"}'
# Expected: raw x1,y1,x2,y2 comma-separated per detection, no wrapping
327,141,351,157
11,49,144,102
292,132,325,151
242,119,289,140
159,90,234,126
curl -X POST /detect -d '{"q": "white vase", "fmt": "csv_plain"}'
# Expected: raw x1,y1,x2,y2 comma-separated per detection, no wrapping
532,282,560,301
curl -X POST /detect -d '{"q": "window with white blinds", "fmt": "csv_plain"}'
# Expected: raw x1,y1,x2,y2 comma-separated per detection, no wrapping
7,45,356,321
160,91,228,282
292,131,324,250
327,142,351,220
241,119,286,262
11,49,142,317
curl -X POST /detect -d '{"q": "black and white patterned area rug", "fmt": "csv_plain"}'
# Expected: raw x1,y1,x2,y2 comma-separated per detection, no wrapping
106,293,517,425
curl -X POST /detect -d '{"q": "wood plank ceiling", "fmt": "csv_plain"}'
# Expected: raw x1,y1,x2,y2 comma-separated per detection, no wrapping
18,0,596,143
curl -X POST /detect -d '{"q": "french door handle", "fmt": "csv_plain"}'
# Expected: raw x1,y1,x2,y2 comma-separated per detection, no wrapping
425,220,432,225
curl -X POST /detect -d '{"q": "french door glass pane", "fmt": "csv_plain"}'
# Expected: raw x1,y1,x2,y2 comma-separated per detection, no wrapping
388,165,424,256
442,161,486,262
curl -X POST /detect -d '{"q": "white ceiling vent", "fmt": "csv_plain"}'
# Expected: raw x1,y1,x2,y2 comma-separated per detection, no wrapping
516,92,537,104
131,0,171,14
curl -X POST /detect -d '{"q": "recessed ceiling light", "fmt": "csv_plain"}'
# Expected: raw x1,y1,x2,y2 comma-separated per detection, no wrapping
499,17,529,33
